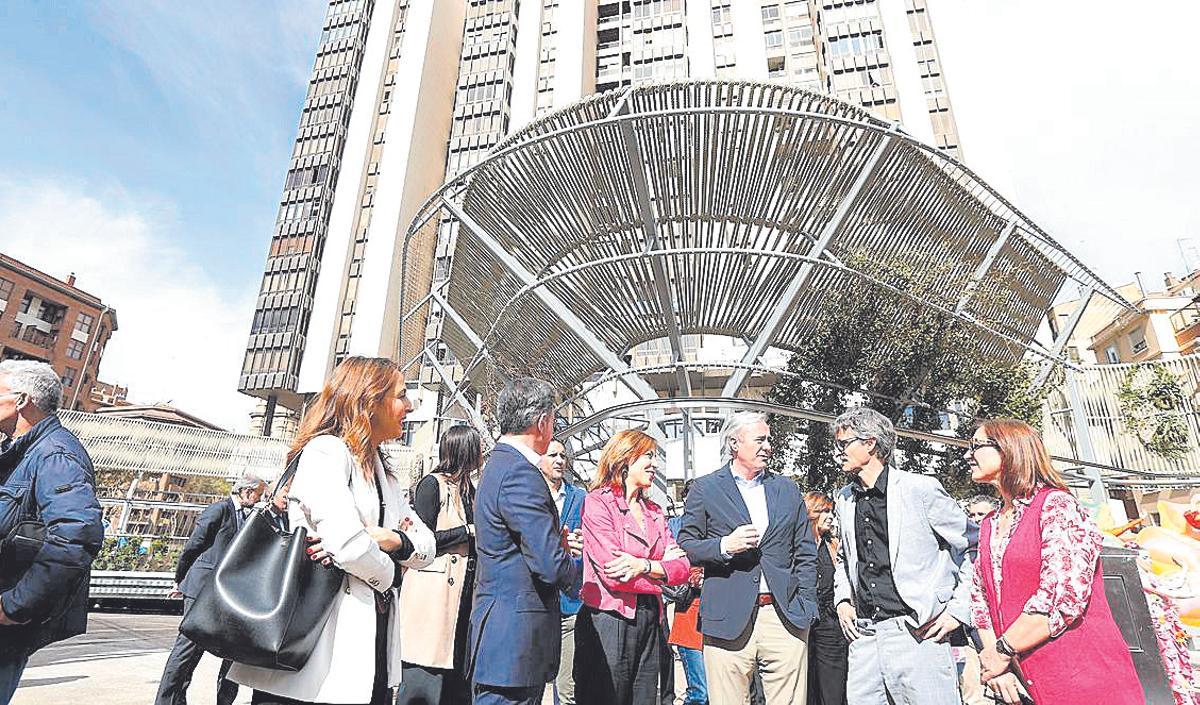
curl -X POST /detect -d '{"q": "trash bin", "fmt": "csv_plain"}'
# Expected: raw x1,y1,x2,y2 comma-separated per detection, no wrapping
1101,545,1174,705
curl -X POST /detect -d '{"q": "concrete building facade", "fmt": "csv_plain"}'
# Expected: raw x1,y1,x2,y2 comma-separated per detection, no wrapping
0,254,118,412
241,0,966,433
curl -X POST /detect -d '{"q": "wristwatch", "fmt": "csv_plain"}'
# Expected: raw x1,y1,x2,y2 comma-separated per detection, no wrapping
995,635,1018,657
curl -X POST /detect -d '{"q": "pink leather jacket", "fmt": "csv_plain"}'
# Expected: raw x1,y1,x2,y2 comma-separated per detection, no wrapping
580,486,691,618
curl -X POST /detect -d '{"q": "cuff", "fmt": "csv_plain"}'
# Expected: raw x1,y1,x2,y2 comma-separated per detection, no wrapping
388,531,416,564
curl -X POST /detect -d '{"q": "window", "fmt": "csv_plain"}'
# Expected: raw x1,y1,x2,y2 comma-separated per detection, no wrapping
0,277,12,303
74,312,95,337
1129,328,1148,355
62,367,78,388
1105,346,1120,364
788,26,813,46
65,339,85,360
785,1,809,18
764,30,784,49
761,5,780,22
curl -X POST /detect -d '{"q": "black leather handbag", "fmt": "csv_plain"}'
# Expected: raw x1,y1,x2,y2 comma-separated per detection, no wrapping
180,451,344,671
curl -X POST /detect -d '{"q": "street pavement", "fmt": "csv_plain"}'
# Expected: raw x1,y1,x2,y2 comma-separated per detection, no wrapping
12,611,688,705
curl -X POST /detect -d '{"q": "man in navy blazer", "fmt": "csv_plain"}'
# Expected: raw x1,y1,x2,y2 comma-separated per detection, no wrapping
538,440,585,705
154,473,265,705
678,411,818,704
468,378,582,705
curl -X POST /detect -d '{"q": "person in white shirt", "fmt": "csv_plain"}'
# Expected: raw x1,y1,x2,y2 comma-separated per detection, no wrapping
678,412,819,705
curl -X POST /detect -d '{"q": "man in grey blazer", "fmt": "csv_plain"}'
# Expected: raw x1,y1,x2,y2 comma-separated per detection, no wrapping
830,407,976,705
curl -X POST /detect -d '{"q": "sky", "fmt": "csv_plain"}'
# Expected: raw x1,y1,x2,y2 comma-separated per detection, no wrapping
0,1,1197,431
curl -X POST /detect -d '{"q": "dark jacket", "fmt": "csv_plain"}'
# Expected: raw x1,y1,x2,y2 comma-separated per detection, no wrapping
677,464,818,641
176,496,242,598
0,415,104,656
467,443,581,688
558,483,585,616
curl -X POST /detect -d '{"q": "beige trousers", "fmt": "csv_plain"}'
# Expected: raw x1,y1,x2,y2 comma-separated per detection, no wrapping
959,646,988,705
556,613,577,705
703,604,809,705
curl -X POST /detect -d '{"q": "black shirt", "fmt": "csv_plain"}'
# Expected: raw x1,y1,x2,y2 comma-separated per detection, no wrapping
815,536,837,616
851,465,911,620
412,472,475,557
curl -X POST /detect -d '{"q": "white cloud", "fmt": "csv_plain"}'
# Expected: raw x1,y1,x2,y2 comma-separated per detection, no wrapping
0,177,257,431
927,0,1200,291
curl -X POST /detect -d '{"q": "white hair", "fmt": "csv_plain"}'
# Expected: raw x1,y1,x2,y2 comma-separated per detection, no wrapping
720,411,770,461
0,360,63,414
231,472,267,494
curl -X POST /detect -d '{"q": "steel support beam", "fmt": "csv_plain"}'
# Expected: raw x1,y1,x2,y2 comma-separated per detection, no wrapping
955,220,1016,315
422,348,490,438
441,197,659,400
722,128,897,397
614,100,693,396
431,290,488,354
1063,369,1106,502
1033,285,1094,388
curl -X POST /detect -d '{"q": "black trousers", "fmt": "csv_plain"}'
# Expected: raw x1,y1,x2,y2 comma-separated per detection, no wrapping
154,596,239,705
807,617,849,705
574,596,662,705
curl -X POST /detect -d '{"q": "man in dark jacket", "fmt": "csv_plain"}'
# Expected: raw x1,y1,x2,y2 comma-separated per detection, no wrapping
153,471,265,705
0,361,104,705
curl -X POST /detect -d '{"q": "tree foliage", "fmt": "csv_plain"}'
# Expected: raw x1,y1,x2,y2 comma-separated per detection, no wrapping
766,250,1048,498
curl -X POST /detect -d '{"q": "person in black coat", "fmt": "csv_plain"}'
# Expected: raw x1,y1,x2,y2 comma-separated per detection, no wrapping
153,473,266,705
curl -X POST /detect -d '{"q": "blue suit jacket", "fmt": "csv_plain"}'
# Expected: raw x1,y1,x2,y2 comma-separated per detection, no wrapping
467,444,582,688
677,464,818,640
558,483,585,616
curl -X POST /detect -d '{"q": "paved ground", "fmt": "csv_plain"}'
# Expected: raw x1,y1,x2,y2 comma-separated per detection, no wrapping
13,612,688,705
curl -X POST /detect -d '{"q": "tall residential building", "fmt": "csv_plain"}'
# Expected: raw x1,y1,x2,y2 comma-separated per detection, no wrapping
0,254,119,411
242,0,965,432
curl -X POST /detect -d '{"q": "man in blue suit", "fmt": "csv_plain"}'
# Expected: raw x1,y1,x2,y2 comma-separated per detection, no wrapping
469,378,582,705
678,411,818,704
538,440,585,705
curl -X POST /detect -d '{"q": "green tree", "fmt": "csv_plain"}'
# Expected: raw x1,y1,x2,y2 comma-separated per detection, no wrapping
766,250,1048,498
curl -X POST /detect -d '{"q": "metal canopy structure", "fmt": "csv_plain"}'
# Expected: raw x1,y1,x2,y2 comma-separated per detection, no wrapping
396,80,1138,484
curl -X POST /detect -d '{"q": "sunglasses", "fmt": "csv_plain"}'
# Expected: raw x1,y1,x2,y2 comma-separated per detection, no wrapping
833,437,868,454
966,439,1001,455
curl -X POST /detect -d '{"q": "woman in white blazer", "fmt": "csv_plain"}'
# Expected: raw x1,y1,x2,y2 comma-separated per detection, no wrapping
230,357,435,705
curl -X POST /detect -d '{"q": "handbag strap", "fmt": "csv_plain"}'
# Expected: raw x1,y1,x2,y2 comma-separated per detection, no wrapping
266,450,303,504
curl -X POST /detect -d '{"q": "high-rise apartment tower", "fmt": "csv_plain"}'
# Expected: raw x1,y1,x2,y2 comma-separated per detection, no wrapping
241,0,964,434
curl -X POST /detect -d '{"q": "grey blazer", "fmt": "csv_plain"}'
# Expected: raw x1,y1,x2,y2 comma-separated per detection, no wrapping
832,466,977,626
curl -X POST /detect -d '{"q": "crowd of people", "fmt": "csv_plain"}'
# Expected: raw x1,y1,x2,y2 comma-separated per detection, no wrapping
0,355,1189,705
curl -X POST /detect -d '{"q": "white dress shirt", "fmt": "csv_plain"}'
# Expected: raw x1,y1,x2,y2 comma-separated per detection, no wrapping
548,481,567,520
723,469,770,593
499,436,542,466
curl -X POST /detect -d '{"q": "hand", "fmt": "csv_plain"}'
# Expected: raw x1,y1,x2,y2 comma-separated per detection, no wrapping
986,672,1025,704
663,545,687,561
836,601,862,641
0,605,24,626
561,527,583,558
306,534,333,566
915,609,961,642
687,567,703,588
603,551,649,582
366,525,404,553
978,643,1013,682
168,582,184,599
721,524,760,555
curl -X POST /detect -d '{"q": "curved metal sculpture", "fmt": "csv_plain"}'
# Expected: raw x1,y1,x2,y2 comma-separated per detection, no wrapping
396,80,1134,481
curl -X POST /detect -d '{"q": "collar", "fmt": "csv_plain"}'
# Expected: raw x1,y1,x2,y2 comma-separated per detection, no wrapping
547,479,566,500
0,415,62,468
852,464,889,497
498,437,542,466
731,468,765,490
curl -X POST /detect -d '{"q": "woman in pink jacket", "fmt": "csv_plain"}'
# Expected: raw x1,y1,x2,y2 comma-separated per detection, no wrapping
574,429,691,705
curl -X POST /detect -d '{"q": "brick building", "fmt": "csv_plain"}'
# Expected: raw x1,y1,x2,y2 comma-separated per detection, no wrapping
0,253,118,411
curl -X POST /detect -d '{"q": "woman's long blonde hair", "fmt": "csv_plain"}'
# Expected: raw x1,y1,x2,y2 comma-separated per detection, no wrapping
590,429,658,493
290,356,402,483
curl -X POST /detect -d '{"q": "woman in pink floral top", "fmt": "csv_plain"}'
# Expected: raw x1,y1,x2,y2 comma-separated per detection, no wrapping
574,429,691,705
964,419,1143,705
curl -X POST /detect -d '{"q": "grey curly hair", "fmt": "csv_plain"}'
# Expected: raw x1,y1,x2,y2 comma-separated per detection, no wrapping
0,360,63,415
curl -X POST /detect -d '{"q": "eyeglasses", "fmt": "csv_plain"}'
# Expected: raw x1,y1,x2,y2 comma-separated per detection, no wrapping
966,440,1001,455
833,437,867,454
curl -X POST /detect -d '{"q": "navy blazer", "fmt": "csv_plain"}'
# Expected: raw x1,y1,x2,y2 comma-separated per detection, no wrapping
558,483,585,616
467,443,582,688
678,464,818,640
175,496,241,598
